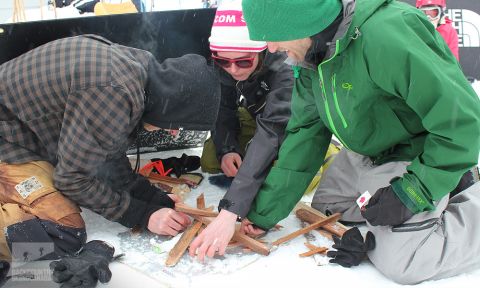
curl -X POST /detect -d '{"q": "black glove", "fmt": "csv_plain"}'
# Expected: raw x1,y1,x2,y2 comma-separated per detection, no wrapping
50,240,115,288
151,153,200,177
361,185,414,226
327,227,375,268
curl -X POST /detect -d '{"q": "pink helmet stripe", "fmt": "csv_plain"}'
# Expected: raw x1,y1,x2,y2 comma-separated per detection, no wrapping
210,44,267,52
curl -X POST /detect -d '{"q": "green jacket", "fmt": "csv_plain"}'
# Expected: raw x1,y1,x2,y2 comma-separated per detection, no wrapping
247,0,480,230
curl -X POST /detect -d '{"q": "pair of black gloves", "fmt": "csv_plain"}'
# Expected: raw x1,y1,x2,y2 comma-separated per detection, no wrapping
50,240,117,288
328,184,414,268
0,242,114,288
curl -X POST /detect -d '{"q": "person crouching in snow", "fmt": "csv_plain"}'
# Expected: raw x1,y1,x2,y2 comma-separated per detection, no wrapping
199,0,294,178
193,0,342,262
416,0,459,60
239,0,480,285
192,0,294,261
0,35,220,263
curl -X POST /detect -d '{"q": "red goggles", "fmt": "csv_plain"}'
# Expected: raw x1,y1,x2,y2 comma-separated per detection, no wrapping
420,6,442,20
211,54,255,69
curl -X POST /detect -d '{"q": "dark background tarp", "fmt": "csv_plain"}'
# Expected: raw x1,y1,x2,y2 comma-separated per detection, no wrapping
400,0,480,80
0,8,216,63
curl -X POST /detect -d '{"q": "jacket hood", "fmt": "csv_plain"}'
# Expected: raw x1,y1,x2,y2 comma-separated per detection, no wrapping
336,0,390,54
142,54,221,131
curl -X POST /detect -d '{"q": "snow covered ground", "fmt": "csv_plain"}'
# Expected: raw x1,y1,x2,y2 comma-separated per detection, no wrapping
7,146,479,288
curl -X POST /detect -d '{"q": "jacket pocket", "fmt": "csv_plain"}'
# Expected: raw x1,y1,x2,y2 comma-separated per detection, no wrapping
391,217,440,233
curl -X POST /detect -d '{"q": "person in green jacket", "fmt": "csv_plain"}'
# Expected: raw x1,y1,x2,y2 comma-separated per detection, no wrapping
239,0,480,284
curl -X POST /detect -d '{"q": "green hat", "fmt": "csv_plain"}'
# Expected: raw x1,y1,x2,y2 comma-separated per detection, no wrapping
242,0,342,41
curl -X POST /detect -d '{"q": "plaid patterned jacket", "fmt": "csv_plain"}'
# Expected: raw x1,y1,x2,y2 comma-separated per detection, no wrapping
0,35,154,222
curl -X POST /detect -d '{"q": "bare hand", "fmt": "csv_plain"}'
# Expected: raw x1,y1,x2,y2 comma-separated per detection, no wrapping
147,194,191,236
189,209,238,262
220,152,242,177
240,218,265,237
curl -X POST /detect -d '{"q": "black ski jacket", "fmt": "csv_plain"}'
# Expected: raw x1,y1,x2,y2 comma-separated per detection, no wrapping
214,52,294,218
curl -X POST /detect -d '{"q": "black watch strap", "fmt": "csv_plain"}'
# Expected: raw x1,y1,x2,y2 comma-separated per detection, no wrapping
218,199,242,222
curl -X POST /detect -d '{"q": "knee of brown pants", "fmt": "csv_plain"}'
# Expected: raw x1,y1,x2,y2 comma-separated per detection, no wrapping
0,161,84,229
25,192,85,229
1,161,86,260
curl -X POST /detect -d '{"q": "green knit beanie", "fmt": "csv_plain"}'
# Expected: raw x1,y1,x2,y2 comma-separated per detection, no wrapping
242,0,342,41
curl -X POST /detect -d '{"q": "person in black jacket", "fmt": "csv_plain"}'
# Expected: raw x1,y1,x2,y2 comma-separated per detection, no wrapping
200,1,293,178
193,1,294,261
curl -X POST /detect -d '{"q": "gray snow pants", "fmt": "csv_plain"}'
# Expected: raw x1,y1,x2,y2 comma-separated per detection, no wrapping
312,149,480,284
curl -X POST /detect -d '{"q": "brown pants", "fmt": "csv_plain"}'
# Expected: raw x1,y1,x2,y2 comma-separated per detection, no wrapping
0,161,86,261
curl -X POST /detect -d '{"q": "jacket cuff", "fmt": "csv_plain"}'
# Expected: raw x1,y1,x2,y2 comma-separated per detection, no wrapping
245,210,273,231
116,197,155,228
391,175,435,214
217,145,242,161
118,181,175,229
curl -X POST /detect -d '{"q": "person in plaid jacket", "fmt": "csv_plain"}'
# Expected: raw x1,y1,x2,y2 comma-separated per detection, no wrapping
0,34,220,261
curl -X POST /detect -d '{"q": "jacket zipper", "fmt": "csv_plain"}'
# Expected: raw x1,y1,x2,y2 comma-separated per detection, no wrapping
332,74,348,128
318,40,350,149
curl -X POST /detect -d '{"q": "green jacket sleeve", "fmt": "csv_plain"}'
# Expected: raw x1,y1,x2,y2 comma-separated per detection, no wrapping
365,11,480,213
247,68,332,229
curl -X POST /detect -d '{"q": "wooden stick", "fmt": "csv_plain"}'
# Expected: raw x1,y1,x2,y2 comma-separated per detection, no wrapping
304,242,328,254
148,173,196,187
165,221,202,267
193,215,270,256
299,244,328,257
304,242,318,250
196,193,205,209
175,203,218,217
272,213,341,246
205,205,214,211
296,209,345,237
165,195,211,267
294,202,347,237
